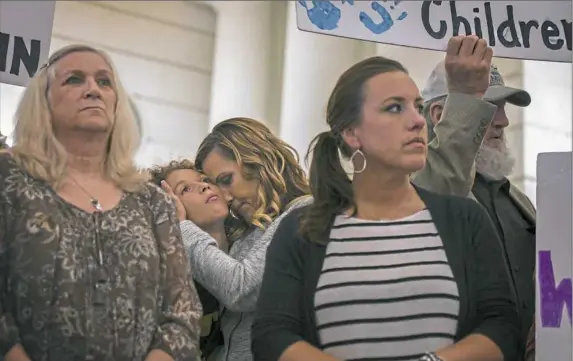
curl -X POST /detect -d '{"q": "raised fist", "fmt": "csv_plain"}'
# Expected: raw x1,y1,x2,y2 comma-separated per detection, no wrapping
445,35,493,97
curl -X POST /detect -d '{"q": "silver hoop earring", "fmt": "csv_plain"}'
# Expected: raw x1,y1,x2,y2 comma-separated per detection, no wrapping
229,208,239,220
350,149,367,174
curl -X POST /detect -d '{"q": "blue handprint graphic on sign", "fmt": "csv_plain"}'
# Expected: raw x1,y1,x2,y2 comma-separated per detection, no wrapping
298,1,342,31
360,1,408,35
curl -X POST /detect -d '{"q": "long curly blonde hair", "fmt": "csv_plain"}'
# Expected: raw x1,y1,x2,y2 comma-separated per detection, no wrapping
195,118,309,239
10,44,147,192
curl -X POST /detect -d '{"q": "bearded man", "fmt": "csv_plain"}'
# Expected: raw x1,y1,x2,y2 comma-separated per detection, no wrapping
415,36,536,359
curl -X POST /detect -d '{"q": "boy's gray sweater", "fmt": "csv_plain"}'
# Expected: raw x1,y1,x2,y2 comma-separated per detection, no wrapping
180,197,312,361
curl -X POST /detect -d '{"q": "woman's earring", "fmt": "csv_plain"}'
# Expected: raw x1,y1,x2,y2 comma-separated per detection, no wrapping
350,149,367,174
229,208,239,220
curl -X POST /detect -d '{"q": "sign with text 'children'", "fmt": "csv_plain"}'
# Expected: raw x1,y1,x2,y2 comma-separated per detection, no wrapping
296,1,572,63
536,152,572,361
0,1,56,87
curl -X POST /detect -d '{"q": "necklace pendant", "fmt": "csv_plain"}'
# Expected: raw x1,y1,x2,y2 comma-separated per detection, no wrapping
91,199,103,212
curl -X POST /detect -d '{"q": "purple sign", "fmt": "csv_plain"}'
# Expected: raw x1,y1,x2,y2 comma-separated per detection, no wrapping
535,151,572,361
539,250,572,327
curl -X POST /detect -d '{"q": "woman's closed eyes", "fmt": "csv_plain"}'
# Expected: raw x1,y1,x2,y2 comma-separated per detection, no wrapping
215,174,233,187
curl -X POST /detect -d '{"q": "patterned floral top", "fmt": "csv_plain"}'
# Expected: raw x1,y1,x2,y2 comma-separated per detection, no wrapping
0,153,202,361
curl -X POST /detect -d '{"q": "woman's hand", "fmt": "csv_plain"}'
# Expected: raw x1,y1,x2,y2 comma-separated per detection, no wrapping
5,344,31,361
161,181,187,222
145,349,175,361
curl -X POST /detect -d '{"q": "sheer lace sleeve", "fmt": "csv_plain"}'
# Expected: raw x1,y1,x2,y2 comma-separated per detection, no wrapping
0,156,20,357
149,186,202,360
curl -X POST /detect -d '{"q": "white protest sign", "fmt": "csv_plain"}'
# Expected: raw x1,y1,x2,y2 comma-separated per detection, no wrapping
0,1,56,87
536,152,572,361
296,1,572,63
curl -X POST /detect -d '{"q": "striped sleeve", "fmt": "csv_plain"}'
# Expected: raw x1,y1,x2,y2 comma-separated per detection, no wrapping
525,320,535,361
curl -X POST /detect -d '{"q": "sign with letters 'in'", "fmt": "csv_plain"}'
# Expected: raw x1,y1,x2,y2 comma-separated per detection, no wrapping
296,1,572,63
536,152,572,361
0,1,56,87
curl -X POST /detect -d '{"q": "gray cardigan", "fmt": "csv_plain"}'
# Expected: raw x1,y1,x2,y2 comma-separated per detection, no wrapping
252,188,520,361
180,196,312,361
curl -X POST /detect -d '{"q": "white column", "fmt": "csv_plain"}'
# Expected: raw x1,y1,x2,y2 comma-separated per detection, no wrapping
279,1,363,164
376,44,445,89
523,60,572,204
0,83,24,146
208,1,272,129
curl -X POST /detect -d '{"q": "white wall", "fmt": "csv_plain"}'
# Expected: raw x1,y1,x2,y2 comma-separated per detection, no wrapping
0,1,216,167
522,61,573,204
0,84,21,146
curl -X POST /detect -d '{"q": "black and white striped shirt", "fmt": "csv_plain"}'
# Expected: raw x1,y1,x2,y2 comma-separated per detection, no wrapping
314,209,460,361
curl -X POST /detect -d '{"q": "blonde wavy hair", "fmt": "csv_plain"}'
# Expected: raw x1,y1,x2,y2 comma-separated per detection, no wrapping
10,44,148,192
195,117,309,239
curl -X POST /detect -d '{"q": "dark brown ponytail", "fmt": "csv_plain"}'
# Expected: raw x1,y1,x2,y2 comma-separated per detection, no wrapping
301,131,354,243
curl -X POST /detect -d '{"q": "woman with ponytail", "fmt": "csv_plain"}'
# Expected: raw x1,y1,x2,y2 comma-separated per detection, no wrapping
252,57,520,361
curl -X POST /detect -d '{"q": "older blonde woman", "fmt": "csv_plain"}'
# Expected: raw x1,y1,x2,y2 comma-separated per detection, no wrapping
0,44,201,361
